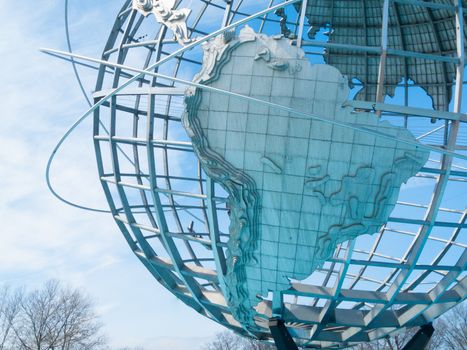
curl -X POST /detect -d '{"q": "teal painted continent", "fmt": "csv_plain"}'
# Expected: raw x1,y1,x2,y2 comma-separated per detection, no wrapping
183,27,429,329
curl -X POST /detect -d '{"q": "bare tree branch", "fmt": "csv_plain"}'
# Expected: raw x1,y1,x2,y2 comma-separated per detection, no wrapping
0,280,106,350
203,331,275,350
0,286,22,350
349,302,466,350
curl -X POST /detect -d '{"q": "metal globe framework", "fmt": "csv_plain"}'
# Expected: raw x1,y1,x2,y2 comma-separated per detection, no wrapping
46,0,467,348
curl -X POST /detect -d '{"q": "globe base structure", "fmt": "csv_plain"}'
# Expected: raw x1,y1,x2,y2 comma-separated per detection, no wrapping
269,318,435,350
401,323,435,350
46,0,467,348
269,317,300,350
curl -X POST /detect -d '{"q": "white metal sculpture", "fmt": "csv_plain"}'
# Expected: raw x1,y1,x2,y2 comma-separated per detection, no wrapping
44,0,466,348
132,0,192,45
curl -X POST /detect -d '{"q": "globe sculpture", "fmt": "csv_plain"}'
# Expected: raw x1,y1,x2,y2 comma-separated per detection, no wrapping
47,0,467,348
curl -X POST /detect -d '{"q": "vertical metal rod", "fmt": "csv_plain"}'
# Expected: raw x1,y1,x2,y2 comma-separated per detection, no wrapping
146,94,223,323
376,0,390,106
453,0,464,114
259,0,275,33
272,291,283,317
306,240,355,343
342,2,463,342
401,323,435,350
348,1,464,339
222,0,233,27
269,318,299,350
297,0,309,48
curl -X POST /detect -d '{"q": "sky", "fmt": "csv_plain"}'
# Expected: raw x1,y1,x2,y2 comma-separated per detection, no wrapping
0,1,466,350
0,1,224,349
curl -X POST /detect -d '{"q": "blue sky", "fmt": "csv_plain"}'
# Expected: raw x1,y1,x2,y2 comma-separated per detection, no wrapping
0,1,224,349
1,1,466,349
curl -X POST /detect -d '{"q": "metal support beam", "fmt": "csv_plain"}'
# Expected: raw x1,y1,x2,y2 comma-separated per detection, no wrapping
297,0,309,48
221,0,233,27
42,48,467,162
376,0,390,107
401,323,435,350
269,318,299,350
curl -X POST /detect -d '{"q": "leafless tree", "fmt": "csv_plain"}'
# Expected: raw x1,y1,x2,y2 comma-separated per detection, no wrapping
351,327,419,350
241,337,276,350
203,331,275,350
435,303,467,350
203,331,242,350
0,280,106,350
0,286,21,349
352,302,466,350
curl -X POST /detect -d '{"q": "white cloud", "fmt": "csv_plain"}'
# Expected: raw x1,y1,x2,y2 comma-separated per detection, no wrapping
0,1,223,349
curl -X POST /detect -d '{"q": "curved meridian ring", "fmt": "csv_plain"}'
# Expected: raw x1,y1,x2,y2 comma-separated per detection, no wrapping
50,0,466,348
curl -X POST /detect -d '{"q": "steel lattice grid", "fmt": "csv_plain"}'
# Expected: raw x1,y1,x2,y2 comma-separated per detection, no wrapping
87,0,466,348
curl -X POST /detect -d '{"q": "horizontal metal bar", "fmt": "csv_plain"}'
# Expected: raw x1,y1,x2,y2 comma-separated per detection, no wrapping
139,250,219,282
420,166,467,178
103,38,177,56
153,187,208,200
101,177,208,199
169,231,214,248
93,86,186,97
41,50,142,81
429,159,467,172
327,258,463,272
100,100,183,123
387,48,459,64
394,0,464,11
183,263,219,282
299,41,459,64
345,101,467,122
396,201,464,214
114,214,228,248
110,173,203,183
388,217,467,228
383,227,467,249
285,283,462,306
95,135,193,149
114,214,159,233
42,48,467,161
352,249,402,263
